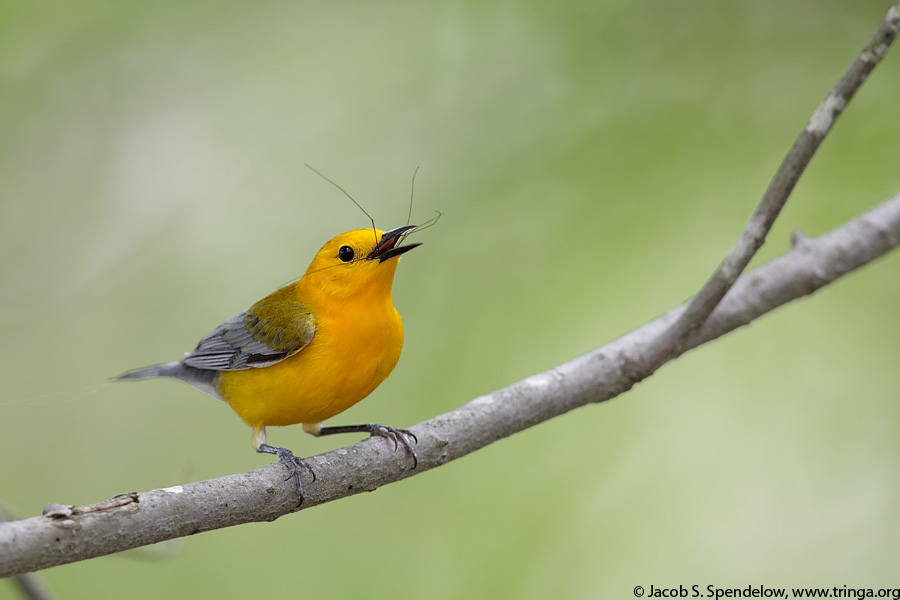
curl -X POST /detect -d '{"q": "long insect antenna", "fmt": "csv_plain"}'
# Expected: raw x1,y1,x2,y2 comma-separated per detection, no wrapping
410,210,442,234
407,166,420,227
305,164,377,242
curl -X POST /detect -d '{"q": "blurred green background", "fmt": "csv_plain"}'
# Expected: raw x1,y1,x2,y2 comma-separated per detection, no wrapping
2,0,899,597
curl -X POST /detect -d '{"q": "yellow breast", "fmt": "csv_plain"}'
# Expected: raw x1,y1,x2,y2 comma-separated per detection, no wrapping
216,295,404,428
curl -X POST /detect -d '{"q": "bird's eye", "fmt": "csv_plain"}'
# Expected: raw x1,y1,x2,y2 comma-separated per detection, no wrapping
338,246,355,262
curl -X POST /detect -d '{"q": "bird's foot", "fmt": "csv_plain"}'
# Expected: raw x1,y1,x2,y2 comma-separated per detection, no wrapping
367,424,418,468
313,423,418,469
257,444,316,503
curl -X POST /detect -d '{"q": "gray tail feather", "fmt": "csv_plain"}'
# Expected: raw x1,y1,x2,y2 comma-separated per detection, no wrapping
112,361,183,381
112,361,223,402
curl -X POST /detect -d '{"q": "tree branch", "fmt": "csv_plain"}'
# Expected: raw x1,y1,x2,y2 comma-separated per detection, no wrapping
644,0,900,370
0,507,56,600
1,190,898,578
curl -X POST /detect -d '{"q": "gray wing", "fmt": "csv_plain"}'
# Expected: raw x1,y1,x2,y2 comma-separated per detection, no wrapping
181,300,316,371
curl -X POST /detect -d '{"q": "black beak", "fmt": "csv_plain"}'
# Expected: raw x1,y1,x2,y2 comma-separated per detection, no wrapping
367,225,422,262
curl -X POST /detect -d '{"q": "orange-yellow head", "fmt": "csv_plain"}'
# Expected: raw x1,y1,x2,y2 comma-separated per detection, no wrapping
298,226,420,302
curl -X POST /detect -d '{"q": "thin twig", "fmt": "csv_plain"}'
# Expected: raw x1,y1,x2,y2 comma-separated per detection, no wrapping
643,1,900,371
1,190,898,578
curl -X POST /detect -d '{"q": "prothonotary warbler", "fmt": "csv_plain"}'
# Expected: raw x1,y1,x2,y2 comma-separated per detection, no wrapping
115,225,421,500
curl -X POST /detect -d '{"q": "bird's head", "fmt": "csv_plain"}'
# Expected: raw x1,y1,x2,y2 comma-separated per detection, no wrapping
300,226,421,301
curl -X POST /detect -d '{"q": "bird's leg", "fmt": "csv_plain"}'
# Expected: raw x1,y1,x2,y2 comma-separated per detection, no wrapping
252,426,316,502
303,422,418,468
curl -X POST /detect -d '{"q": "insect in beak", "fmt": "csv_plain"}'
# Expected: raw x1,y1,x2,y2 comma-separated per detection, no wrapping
367,225,421,262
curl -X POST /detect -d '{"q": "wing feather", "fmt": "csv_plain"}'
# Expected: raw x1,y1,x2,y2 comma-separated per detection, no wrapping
182,296,315,371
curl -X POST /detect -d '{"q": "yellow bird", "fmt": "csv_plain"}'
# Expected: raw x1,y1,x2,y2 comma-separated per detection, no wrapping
115,225,421,498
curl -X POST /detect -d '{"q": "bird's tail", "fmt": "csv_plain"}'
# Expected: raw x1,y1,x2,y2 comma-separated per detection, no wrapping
112,361,223,402
112,361,182,381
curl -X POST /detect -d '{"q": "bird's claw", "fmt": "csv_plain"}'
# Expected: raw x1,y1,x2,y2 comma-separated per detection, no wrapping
259,444,316,503
369,424,418,469
279,448,316,482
